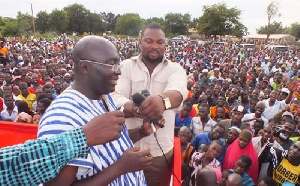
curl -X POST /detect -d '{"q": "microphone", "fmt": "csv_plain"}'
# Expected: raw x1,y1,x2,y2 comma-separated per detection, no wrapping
140,90,164,129
132,91,157,135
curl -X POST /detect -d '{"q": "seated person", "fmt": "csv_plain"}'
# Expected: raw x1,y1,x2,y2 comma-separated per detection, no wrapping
219,170,232,186
175,100,192,136
178,126,195,165
230,155,255,186
189,140,223,181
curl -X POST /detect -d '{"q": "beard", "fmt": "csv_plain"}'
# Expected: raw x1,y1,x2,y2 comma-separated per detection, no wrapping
142,50,163,63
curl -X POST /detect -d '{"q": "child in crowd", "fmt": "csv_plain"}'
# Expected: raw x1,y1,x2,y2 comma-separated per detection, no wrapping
175,100,192,136
230,155,255,186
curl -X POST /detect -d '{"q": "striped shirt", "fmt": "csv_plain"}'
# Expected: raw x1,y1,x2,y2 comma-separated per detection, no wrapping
0,128,88,185
38,88,146,185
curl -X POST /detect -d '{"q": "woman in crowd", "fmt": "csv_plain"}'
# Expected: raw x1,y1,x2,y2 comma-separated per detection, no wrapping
223,129,259,184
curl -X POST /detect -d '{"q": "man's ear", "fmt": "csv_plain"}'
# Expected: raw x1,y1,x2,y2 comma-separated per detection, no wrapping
78,61,89,75
139,38,142,45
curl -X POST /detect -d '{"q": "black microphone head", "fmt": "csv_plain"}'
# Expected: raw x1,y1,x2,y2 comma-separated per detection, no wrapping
132,93,145,106
141,89,150,97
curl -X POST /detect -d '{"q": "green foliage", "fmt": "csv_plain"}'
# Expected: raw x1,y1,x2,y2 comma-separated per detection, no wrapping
257,21,285,34
64,4,90,33
36,11,50,34
289,22,300,39
100,12,120,32
115,13,144,36
16,12,32,34
86,13,105,34
164,13,191,36
146,17,165,29
49,9,69,33
1,18,20,36
198,3,247,37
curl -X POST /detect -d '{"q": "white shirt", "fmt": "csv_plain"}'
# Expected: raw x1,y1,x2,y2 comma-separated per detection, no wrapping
242,113,268,128
112,54,187,157
262,99,288,120
190,117,216,136
1,106,18,121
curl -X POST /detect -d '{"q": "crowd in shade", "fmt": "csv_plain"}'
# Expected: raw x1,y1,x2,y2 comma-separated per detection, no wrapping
0,31,300,186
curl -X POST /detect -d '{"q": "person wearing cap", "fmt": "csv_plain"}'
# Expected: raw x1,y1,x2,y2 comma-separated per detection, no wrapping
262,82,298,121
198,69,211,86
219,105,249,138
225,126,241,147
279,88,290,101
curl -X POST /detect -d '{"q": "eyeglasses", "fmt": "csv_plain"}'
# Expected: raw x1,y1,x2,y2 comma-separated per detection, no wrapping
80,60,120,71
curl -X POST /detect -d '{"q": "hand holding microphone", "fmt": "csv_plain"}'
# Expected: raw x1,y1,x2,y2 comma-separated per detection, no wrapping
132,90,165,135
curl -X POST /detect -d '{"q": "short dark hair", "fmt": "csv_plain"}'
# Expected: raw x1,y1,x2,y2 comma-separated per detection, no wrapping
37,93,49,102
250,97,259,103
239,155,252,169
141,23,163,38
214,123,225,130
38,98,52,108
182,99,192,109
198,103,210,111
211,140,224,149
43,84,52,91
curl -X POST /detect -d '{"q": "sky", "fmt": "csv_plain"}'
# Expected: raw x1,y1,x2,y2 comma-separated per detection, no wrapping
1,0,299,34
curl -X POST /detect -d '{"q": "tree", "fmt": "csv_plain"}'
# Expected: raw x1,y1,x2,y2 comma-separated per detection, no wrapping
289,22,300,39
115,13,144,36
49,9,68,33
86,13,105,34
36,11,50,34
190,18,199,29
1,18,20,36
146,17,165,28
100,12,120,32
257,21,285,34
266,1,281,39
64,4,90,33
198,3,247,38
16,12,32,34
164,13,191,36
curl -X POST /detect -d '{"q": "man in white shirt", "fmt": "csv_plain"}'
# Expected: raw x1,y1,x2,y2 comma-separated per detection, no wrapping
112,23,187,186
1,94,18,121
191,103,216,136
242,101,268,129
262,84,296,120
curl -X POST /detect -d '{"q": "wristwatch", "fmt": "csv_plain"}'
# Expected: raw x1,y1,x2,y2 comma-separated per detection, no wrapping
159,94,172,110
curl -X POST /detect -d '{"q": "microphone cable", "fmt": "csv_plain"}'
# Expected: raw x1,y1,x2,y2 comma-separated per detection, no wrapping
153,131,181,184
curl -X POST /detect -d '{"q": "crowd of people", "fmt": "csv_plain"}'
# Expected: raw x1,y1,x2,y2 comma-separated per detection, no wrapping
0,22,299,186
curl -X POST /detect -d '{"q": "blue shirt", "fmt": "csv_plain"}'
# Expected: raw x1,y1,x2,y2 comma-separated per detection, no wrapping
0,128,88,185
38,88,146,185
191,132,226,163
175,113,192,128
230,169,255,186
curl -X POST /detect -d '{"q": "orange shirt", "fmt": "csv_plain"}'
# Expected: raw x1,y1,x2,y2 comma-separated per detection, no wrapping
210,106,230,119
0,47,8,57
181,144,195,165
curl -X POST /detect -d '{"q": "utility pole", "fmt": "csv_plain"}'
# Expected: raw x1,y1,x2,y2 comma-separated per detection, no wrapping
27,1,36,36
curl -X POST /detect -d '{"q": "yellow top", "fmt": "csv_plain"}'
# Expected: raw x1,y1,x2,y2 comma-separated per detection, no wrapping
273,158,300,184
18,92,37,111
